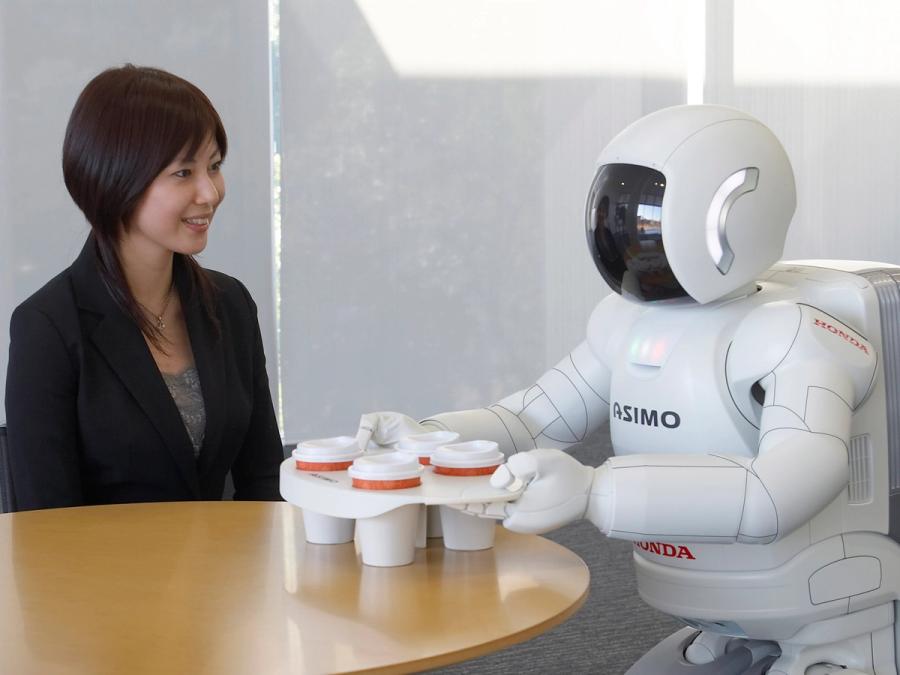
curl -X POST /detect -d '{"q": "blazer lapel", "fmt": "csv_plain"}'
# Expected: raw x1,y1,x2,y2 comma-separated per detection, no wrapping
70,237,201,495
179,262,226,477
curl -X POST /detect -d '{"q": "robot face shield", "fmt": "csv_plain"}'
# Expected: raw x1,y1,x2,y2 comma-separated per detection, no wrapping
585,163,688,302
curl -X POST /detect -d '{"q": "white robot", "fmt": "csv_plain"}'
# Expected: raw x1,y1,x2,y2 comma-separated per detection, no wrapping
356,105,900,675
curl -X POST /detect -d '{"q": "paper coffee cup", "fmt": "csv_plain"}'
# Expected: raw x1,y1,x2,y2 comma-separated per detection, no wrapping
293,436,362,471
431,440,504,476
356,504,420,566
302,509,356,545
396,430,460,465
440,505,496,551
348,452,424,490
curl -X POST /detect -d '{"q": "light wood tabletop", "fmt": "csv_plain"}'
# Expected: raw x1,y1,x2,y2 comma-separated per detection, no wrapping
0,501,589,674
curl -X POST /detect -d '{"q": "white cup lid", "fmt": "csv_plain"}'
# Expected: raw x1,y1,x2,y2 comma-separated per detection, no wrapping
293,436,362,464
348,452,424,481
395,430,460,457
431,440,505,469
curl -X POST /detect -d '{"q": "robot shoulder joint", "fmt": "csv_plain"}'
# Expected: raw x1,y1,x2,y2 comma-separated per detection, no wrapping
728,301,804,384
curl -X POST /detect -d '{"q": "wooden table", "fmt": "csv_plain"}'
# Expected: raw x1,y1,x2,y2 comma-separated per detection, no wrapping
0,501,589,674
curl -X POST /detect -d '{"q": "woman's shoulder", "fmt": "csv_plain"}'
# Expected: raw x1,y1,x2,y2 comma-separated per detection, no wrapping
8,267,80,349
12,268,77,323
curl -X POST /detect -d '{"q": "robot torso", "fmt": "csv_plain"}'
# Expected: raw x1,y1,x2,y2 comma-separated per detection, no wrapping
588,262,891,573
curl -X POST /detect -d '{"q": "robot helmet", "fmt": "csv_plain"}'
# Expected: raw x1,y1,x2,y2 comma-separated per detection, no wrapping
585,105,796,304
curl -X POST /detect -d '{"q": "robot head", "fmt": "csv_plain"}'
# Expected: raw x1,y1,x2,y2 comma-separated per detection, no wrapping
585,105,796,304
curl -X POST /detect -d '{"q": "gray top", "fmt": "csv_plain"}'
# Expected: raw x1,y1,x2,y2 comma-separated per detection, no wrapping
162,366,206,458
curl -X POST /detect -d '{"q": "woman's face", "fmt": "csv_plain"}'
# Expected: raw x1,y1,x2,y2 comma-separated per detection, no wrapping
122,134,225,260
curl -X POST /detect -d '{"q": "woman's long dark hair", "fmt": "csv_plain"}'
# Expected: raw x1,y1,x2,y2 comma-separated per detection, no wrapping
62,64,225,348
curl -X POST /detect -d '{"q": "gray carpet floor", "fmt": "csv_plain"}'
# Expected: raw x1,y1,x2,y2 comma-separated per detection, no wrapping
429,424,682,675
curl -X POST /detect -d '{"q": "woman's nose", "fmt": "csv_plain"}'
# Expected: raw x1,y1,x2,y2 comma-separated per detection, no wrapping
195,174,220,205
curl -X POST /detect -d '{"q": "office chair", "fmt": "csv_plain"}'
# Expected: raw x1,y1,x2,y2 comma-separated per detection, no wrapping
0,424,17,513
283,440,298,458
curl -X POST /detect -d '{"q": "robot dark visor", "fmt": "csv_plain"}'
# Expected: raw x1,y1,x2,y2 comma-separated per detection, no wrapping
585,163,688,301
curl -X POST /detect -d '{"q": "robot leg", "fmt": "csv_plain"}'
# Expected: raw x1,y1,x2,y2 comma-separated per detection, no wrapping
625,628,780,675
767,602,897,675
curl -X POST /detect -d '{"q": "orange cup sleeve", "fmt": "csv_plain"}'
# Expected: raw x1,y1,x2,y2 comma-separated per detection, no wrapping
432,465,499,477
295,460,355,472
351,477,422,490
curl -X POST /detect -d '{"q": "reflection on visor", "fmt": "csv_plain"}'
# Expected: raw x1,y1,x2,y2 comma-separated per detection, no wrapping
585,163,687,301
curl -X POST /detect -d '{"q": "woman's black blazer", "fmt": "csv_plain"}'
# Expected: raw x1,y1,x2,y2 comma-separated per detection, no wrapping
5,236,284,510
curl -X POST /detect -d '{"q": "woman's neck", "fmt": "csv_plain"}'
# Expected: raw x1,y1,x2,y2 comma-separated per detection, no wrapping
117,238,175,308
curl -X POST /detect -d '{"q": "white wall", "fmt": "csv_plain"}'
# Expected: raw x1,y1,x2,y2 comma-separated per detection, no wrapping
277,0,693,439
0,0,275,417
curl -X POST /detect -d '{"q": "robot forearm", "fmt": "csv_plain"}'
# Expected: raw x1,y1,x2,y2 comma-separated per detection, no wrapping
585,454,756,543
586,431,848,544
422,406,536,457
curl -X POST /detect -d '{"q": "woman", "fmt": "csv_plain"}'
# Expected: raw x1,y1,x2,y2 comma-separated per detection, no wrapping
5,65,283,509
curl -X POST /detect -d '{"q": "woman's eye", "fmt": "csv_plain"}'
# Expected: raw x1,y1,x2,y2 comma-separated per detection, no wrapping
174,169,191,178
210,161,223,172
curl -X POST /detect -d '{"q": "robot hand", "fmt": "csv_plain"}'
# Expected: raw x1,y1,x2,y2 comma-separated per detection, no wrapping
355,412,430,450
460,449,596,535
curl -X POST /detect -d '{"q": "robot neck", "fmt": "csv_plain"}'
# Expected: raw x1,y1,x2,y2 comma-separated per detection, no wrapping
709,281,760,305
623,281,759,308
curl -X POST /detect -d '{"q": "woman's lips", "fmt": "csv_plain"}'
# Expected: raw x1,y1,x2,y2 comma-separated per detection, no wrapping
182,215,211,232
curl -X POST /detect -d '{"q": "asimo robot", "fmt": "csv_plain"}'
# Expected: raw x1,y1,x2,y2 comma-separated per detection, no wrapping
356,105,900,674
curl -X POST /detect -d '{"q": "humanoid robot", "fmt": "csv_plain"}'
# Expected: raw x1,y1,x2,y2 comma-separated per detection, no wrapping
356,105,900,675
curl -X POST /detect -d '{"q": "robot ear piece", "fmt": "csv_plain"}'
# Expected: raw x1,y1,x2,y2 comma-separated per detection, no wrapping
705,167,760,275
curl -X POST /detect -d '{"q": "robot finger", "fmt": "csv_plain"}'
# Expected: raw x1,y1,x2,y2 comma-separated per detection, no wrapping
505,453,539,482
490,465,515,489
445,502,485,516
482,501,511,519
356,414,377,451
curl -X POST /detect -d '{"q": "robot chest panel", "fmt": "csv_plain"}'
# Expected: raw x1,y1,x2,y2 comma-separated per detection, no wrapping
608,306,756,457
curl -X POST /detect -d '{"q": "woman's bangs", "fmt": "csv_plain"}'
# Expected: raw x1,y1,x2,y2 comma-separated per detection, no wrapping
159,90,225,165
